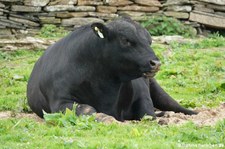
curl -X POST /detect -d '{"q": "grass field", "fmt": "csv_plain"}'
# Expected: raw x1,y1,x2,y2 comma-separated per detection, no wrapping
0,35,225,148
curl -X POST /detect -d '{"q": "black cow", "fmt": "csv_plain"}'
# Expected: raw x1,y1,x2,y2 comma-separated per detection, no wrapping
27,17,196,121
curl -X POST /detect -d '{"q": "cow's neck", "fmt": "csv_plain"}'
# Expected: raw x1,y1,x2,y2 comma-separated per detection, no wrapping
72,40,118,83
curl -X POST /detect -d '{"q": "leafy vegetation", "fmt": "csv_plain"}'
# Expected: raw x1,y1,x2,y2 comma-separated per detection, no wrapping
44,107,97,129
37,24,69,39
142,16,197,37
0,36,225,148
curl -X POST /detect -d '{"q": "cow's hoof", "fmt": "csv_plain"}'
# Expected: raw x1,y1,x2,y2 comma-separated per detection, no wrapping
95,113,120,124
76,104,96,116
184,110,198,115
155,111,166,117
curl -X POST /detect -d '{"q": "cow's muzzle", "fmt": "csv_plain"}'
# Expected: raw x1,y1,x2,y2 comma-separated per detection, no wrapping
143,60,161,78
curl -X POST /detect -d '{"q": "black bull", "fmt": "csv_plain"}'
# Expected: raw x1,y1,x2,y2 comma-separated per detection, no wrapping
27,17,196,121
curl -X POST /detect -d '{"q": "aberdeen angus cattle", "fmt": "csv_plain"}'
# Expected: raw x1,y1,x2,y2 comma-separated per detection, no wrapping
27,17,196,121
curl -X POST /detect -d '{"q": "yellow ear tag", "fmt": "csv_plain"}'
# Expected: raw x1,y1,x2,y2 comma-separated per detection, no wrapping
94,26,104,39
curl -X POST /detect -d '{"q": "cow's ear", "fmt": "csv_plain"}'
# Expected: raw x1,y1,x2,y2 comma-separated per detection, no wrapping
91,23,108,39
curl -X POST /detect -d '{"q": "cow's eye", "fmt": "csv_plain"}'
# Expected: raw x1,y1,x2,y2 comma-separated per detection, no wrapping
120,37,132,47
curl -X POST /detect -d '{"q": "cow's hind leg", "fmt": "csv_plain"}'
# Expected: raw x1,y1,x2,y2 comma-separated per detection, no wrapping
57,102,119,123
27,89,51,118
76,104,97,116
149,78,197,115
51,101,97,116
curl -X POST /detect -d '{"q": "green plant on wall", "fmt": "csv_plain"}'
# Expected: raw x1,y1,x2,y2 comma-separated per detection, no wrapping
38,24,69,39
142,16,197,37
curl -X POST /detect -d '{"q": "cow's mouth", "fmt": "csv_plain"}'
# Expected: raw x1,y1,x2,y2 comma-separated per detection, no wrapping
142,68,160,78
143,72,156,78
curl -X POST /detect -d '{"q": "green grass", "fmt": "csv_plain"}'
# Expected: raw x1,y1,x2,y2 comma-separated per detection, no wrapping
170,34,225,50
152,35,225,108
0,50,43,112
0,36,225,148
0,116,224,148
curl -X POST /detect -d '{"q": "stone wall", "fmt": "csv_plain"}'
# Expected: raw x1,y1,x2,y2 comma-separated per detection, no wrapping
0,0,225,39
163,0,225,34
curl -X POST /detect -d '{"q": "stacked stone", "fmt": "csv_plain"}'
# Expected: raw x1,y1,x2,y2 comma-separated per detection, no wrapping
44,0,163,28
0,0,224,39
0,0,163,38
44,0,104,28
115,0,162,21
163,0,192,19
190,0,225,29
0,0,43,38
163,0,225,30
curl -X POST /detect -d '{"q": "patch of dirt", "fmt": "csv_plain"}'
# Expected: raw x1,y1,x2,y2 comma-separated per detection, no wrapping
0,103,224,126
157,103,225,126
0,111,44,122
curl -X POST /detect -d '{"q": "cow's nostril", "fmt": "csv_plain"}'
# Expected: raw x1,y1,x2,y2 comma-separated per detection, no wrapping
150,60,161,68
150,60,156,66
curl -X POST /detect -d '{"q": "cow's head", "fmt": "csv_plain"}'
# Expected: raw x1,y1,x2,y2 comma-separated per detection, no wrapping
91,17,161,81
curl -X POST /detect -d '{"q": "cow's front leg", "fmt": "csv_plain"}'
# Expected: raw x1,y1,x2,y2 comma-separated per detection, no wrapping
130,96,156,120
149,78,197,115
124,78,156,120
